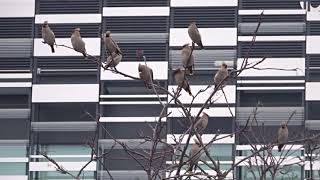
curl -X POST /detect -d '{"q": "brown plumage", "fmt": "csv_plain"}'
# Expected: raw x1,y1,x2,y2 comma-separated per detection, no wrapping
173,68,192,96
42,21,55,53
188,22,204,49
187,138,202,172
277,122,289,152
106,52,122,69
181,43,194,75
214,63,228,88
71,28,87,57
103,31,122,55
194,112,209,135
138,64,154,89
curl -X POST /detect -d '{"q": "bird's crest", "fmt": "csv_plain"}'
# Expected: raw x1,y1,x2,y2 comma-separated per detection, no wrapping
202,112,209,117
280,121,287,128
222,62,228,68
43,21,48,27
74,28,81,32
105,31,111,37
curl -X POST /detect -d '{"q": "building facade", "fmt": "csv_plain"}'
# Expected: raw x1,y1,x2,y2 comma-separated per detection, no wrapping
0,0,319,179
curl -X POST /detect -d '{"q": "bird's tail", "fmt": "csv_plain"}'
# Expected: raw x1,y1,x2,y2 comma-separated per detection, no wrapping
186,66,193,75
82,52,87,58
187,84,193,97
187,164,194,173
197,41,204,49
278,144,284,152
50,45,55,53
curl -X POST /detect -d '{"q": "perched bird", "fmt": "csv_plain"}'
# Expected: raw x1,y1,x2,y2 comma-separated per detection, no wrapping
181,43,194,75
106,52,122,69
41,21,55,53
173,68,192,96
71,28,87,57
277,122,289,152
188,22,204,49
138,64,154,89
188,138,202,173
194,112,209,135
103,31,122,55
214,63,228,88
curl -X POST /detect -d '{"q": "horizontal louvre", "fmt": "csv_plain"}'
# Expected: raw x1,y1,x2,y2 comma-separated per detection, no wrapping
239,92,303,107
0,39,32,58
307,55,320,67
172,7,236,28
238,23,305,35
36,57,98,70
102,81,167,95
37,103,96,122
31,122,97,131
0,58,31,71
99,139,165,149
104,0,168,7
111,43,167,61
35,132,95,144
0,109,30,119
104,17,168,33
102,105,163,117
170,49,236,70
103,122,166,139
0,18,33,38
0,119,29,139
308,22,320,35
240,0,302,9
98,171,151,180
169,117,233,134
306,121,320,130
236,107,304,126
239,15,305,23
35,24,101,38
110,33,168,43
239,42,305,57
38,0,100,14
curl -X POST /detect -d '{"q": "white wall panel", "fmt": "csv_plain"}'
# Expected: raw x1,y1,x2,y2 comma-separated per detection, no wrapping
235,156,302,166
237,58,305,77
100,62,168,80
103,7,170,17
99,117,166,122
239,10,305,15
34,38,101,56
306,82,320,101
0,73,32,79
168,107,235,117
167,134,234,144
238,36,305,42
32,84,99,103
169,28,237,46
0,158,28,162
168,85,236,104
35,14,102,24
29,161,96,171
0,176,28,180
307,36,320,54
171,0,237,7
0,82,31,87
307,11,320,21
0,0,35,17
